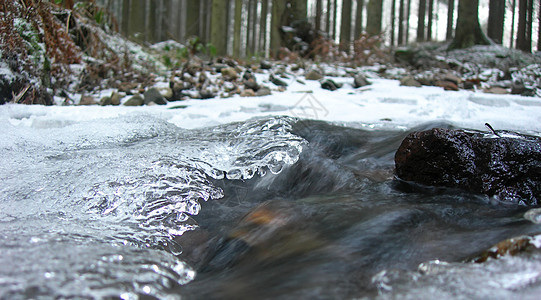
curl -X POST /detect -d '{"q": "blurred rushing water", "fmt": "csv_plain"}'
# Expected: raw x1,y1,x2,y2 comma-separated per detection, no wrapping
0,116,540,299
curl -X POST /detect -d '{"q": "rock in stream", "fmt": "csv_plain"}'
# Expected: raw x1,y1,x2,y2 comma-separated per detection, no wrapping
395,127,541,206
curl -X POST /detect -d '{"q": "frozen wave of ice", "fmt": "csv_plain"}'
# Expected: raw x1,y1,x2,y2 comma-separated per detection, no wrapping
0,113,305,299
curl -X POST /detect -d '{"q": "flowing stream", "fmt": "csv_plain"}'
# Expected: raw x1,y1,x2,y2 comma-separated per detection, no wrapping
1,114,540,299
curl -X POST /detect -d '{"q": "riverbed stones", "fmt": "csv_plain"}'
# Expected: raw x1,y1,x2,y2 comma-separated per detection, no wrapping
221,67,238,81
110,92,122,105
79,95,97,105
400,76,422,87
99,96,112,106
321,79,342,91
270,74,288,87
144,87,167,105
305,69,324,81
256,87,271,96
353,73,370,88
240,89,256,97
123,94,144,106
260,60,273,70
395,128,541,206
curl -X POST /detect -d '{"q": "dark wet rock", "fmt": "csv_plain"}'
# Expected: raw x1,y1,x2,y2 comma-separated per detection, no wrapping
255,87,271,97
144,87,167,105
353,73,371,88
260,60,273,70
395,128,541,206
123,94,144,106
400,76,422,87
79,95,97,105
240,89,256,97
321,79,342,91
221,67,238,81
305,69,324,81
269,74,288,87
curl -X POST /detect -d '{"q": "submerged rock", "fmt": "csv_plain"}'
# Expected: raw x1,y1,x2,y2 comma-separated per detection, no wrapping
395,127,541,206
471,235,541,263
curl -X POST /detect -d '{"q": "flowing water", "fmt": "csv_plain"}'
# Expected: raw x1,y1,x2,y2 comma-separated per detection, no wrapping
1,114,540,299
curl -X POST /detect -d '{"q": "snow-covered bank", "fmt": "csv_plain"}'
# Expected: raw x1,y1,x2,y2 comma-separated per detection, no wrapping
3,77,541,133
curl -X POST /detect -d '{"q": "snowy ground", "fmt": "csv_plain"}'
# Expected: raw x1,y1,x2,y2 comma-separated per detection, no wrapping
2,75,541,134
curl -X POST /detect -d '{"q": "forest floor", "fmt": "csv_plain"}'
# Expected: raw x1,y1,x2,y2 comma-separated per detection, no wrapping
1,1,541,107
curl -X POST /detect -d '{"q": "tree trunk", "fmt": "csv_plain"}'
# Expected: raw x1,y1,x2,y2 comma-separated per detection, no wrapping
121,0,130,36
390,0,396,46
260,0,269,53
427,0,434,41
525,0,533,52
340,0,353,52
538,0,541,51
510,0,516,47
185,0,200,38
516,0,531,52
417,0,426,42
446,0,455,40
398,0,405,44
366,0,383,35
271,0,287,56
128,0,146,43
355,0,365,38
290,0,308,22
233,0,243,57
210,0,227,55
326,0,333,36
448,0,491,49
333,0,338,40
487,0,505,44
405,0,411,44
315,0,323,31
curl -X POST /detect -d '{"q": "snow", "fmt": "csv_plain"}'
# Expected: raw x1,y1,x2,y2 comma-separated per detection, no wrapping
2,76,540,134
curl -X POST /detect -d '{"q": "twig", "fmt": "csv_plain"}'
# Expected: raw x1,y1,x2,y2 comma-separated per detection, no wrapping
485,123,501,137
12,84,31,103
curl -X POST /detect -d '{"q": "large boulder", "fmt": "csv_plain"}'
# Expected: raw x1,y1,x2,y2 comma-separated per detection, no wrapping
395,128,541,206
